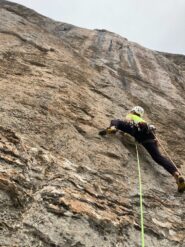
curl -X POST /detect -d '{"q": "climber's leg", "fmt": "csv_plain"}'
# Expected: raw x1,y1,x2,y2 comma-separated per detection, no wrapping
142,141,185,193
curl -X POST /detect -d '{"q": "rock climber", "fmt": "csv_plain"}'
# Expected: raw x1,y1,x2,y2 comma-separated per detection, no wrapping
99,106,185,193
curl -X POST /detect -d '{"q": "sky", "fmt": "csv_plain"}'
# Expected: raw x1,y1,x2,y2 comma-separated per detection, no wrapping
10,0,185,55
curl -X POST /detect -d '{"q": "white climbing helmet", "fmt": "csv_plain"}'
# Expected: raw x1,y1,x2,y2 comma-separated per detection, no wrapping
131,106,144,117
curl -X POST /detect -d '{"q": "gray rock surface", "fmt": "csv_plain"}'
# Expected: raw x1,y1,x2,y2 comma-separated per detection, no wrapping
0,1,185,246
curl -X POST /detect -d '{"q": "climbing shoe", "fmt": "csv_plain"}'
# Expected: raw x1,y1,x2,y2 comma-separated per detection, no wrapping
177,176,185,193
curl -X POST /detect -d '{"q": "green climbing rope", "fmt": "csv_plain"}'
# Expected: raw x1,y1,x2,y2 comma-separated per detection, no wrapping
135,143,145,247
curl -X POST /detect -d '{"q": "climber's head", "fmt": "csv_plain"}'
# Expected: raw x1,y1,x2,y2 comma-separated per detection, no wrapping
131,106,144,117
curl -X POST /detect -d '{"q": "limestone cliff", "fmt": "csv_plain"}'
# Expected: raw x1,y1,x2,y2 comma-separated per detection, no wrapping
0,1,185,246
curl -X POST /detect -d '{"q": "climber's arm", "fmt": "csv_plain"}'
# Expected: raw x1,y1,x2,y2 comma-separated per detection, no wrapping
99,119,133,136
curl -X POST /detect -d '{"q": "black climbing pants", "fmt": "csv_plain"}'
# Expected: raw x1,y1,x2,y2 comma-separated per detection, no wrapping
142,141,177,175
110,119,178,176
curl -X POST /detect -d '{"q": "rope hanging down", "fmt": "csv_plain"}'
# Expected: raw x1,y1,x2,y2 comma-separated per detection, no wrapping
135,143,145,247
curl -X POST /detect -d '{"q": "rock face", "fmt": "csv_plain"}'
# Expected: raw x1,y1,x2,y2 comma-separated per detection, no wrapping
0,1,185,246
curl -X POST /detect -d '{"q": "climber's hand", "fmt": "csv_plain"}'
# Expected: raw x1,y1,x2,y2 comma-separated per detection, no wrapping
99,126,117,136
107,126,117,134
99,129,107,136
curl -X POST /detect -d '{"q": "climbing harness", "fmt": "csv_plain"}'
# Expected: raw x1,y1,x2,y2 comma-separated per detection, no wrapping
135,143,145,247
